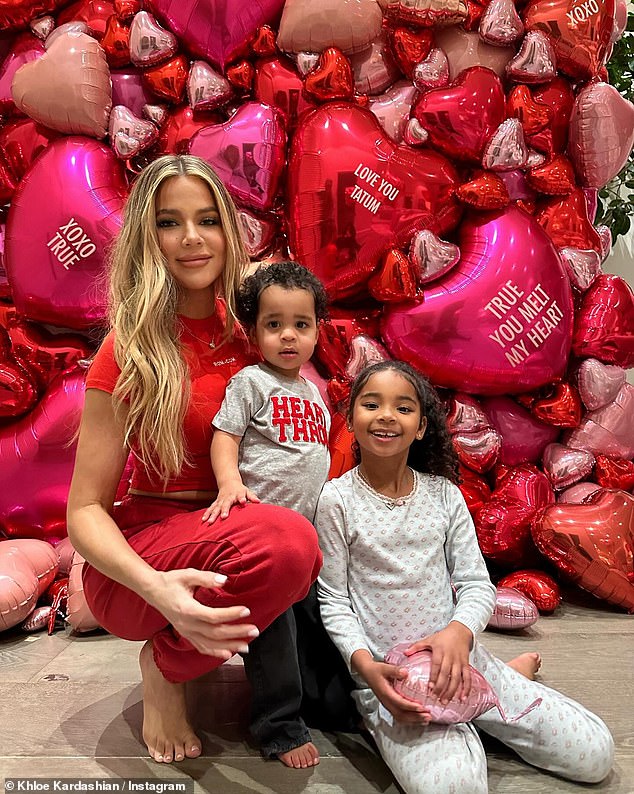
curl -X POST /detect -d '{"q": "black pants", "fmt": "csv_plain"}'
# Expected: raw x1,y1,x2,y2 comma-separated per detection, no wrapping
243,584,359,757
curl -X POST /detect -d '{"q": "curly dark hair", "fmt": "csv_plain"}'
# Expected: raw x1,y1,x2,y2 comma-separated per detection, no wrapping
346,360,460,484
237,261,329,329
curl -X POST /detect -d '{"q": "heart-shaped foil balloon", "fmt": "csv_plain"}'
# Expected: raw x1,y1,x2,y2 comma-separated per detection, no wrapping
287,102,460,301
367,81,418,143
474,463,553,566
557,482,602,504
368,249,418,303
542,442,595,490
409,229,460,284
109,105,158,159
350,31,401,96
497,569,561,612
5,137,127,329
254,56,315,130
189,102,287,212
383,207,573,395
479,0,524,46
487,586,539,630
577,358,626,411
482,118,528,172
129,10,177,67
0,33,46,115
187,60,233,112
483,395,559,465
0,538,59,630
505,30,557,84
566,382,634,460
523,0,614,80
447,393,491,435
277,0,382,55
536,188,602,253
595,455,634,491
345,334,390,381
572,275,634,368
385,644,542,723
304,47,355,102
532,489,634,611
530,381,582,427
413,48,450,90
11,31,112,138
559,248,602,292
452,427,501,473
146,0,284,70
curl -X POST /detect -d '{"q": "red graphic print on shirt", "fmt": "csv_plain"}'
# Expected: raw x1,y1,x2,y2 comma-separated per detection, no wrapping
271,395,329,445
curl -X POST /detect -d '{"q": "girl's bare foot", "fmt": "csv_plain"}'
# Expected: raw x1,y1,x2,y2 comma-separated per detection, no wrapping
139,640,202,763
507,651,542,680
278,741,320,769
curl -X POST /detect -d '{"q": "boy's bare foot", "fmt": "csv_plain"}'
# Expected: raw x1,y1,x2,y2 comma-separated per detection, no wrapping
139,640,202,763
278,741,320,769
507,651,542,680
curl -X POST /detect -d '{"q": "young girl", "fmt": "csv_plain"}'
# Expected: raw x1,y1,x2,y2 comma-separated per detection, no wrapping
315,360,614,794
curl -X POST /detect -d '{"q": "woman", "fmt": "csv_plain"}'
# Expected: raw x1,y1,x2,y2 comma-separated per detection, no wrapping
67,155,322,765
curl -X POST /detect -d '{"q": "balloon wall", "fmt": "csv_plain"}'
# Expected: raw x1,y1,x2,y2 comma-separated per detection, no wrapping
0,0,633,633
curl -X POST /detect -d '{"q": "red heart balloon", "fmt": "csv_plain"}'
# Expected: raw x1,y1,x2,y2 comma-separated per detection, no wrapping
0,118,59,195
287,102,461,301
142,54,188,103
452,427,501,473
383,206,573,394
497,569,561,612
532,489,634,611
189,102,287,212
526,154,577,196
523,0,614,80
506,85,552,137
595,456,634,491
251,24,277,57
458,465,492,515
531,381,583,427
455,171,510,210
304,47,354,102
531,78,575,154
254,56,316,130
101,14,131,68
535,188,601,252
475,464,554,566
226,60,255,92
368,249,418,304
158,104,222,154
413,66,506,163
387,26,434,78
572,275,634,368
57,0,115,38
5,137,127,329
328,412,355,479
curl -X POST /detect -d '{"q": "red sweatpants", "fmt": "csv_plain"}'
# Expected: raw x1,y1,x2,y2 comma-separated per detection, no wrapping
82,496,322,683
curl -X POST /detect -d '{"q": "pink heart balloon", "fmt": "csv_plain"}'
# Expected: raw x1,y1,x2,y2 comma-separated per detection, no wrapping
129,10,177,67
345,334,390,381
0,363,87,540
559,247,602,292
566,382,634,460
542,442,595,490
446,393,490,435
453,427,501,473
568,81,634,189
350,31,400,95
488,586,539,630
412,66,506,164
479,0,524,46
0,33,45,115
237,209,277,257
385,644,542,723
383,207,573,395
577,358,626,411
0,539,59,630
109,105,158,159
5,137,127,329
287,102,461,301
189,102,287,212
482,118,528,172
146,0,285,70
367,80,418,143
412,47,450,90
505,30,557,84
557,482,602,503
409,229,460,284
483,395,559,465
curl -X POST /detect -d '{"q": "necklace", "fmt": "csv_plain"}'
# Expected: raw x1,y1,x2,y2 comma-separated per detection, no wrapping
182,323,216,349
355,467,417,510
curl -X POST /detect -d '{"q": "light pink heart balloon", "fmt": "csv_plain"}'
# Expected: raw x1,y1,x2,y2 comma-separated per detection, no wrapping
568,81,634,189
367,81,418,143
482,118,528,171
404,117,429,145
187,60,233,112
0,364,86,540
237,209,277,257
412,47,449,90
385,644,542,723
566,382,634,459
479,0,524,46
143,104,168,126
596,225,612,259
434,27,514,80
577,358,626,411
345,334,390,381
542,442,595,489
0,34,45,115
557,482,602,503
383,207,574,395
409,229,460,284
350,31,400,95
30,16,55,40
488,586,539,630
559,247,602,291
189,102,287,212
506,31,557,84
483,395,559,464
292,51,320,76
453,427,501,473
5,137,127,329
109,105,158,158
446,393,490,434
146,0,285,70
129,11,177,67
44,21,88,49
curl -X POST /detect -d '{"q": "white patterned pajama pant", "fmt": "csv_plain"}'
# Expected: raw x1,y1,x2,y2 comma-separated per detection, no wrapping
353,643,615,794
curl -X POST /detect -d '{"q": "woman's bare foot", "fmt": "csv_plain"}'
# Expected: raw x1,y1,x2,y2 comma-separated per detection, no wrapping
139,640,202,763
507,651,542,680
278,741,320,769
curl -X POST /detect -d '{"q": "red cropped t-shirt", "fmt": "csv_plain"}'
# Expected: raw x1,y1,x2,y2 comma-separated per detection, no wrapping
86,311,257,494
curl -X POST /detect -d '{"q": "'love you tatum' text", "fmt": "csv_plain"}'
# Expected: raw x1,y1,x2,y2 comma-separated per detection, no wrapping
484,280,565,366
47,218,97,270
350,163,400,215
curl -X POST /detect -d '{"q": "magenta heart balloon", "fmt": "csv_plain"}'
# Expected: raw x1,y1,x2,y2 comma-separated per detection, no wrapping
5,137,127,329
383,207,573,395
189,102,287,212
146,0,285,70
287,102,461,301
483,395,559,465
0,33,45,115
385,644,542,723
0,363,87,540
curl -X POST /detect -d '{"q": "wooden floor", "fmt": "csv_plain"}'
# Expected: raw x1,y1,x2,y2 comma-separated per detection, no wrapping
0,588,632,793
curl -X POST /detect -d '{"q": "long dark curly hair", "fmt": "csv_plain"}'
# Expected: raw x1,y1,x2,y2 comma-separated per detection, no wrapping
346,360,460,484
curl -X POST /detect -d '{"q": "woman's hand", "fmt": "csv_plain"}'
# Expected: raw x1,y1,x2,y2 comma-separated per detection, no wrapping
147,568,259,660
201,482,260,524
404,622,473,705
352,651,431,725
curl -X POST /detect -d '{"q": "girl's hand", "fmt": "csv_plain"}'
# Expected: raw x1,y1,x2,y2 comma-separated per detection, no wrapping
355,655,432,725
201,483,260,524
404,622,473,705
147,568,259,660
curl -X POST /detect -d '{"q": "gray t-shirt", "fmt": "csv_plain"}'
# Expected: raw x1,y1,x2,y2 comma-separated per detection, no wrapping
212,363,331,521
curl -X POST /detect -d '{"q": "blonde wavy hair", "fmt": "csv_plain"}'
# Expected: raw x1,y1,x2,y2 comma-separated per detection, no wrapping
108,154,249,484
